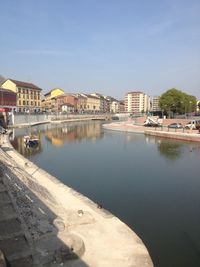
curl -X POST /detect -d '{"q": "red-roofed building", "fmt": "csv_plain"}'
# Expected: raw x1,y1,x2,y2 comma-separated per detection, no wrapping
57,94,78,113
0,88,17,112
1,79,42,112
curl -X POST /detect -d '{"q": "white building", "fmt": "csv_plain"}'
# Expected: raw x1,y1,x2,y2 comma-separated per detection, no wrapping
152,96,160,111
125,91,150,113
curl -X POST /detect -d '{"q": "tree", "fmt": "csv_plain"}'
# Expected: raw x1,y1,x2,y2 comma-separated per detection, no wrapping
197,101,200,112
159,88,196,117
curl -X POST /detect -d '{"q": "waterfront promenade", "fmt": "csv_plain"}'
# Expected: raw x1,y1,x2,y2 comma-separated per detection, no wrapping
0,131,153,267
103,120,200,143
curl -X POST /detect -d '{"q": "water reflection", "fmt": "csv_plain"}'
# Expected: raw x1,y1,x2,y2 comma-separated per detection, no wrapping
11,121,104,156
157,140,183,161
9,121,200,267
11,131,43,157
45,122,103,146
145,135,200,161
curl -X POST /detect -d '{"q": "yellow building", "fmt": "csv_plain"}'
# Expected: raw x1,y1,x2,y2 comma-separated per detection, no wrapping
76,94,87,113
75,94,101,113
84,94,100,113
42,88,65,112
1,79,42,112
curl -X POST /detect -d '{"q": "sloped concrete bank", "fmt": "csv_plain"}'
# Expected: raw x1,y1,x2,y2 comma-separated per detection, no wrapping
103,122,145,134
0,133,153,267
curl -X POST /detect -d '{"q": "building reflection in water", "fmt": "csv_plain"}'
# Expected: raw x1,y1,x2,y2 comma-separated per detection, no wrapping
11,122,104,155
44,122,103,147
11,122,200,160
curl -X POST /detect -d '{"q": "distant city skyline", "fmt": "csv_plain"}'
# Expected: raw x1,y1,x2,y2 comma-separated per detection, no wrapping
0,0,200,99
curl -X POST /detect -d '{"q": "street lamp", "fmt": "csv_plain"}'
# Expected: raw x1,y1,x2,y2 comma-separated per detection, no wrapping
189,101,192,118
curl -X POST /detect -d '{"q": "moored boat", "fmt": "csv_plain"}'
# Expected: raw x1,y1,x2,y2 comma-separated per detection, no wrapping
24,135,39,147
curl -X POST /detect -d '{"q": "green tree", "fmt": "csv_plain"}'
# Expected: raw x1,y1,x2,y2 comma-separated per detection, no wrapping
159,88,196,117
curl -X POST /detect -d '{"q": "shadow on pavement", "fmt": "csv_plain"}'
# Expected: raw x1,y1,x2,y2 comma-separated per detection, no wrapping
0,161,89,267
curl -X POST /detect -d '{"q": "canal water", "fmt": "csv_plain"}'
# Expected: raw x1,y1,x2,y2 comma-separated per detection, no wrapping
11,121,200,267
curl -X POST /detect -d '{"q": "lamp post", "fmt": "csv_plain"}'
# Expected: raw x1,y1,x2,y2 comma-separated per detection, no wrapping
189,101,192,118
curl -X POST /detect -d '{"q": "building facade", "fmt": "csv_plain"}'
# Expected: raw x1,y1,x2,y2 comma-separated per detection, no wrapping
42,88,65,112
75,94,101,113
125,91,150,113
76,94,87,113
84,94,101,113
90,93,110,113
1,79,42,112
152,96,160,111
57,94,78,112
0,88,17,112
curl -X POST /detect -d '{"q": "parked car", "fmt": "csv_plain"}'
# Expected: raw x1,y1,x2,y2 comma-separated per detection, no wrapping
185,120,200,130
144,122,160,127
168,123,183,129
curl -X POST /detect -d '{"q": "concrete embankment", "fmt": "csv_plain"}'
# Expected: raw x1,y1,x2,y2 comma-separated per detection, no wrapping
9,114,112,128
145,129,200,142
103,122,145,134
0,133,153,267
103,121,200,143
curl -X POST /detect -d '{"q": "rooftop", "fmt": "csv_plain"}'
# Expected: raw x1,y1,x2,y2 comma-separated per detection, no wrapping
44,88,64,96
9,79,42,90
0,87,17,94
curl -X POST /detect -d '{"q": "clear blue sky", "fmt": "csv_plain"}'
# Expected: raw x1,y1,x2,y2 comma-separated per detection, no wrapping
1,0,200,99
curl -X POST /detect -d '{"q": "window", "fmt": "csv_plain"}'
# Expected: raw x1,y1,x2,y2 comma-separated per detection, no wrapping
23,100,25,105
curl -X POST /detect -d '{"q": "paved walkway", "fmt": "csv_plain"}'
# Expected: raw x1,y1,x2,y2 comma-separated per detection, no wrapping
103,122,200,142
0,162,33,267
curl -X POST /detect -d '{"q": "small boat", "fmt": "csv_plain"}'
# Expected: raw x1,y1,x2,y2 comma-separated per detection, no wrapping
112,116,119,120
24,135,39,147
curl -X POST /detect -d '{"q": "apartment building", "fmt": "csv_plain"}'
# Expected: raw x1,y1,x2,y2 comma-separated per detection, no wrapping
90,93,109,113
125,91,150,113
84,94,100,113
57,94,78,112
75,94,101,113
1,79,42,112
76,94,87,113
152,96,160,111
42,88,65,112
0,88,17,112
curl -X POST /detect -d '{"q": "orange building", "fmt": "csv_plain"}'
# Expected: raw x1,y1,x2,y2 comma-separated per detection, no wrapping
57,94,78,112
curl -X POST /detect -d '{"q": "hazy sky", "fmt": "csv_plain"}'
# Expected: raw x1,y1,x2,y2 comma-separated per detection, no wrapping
0,0,200,99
